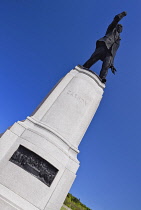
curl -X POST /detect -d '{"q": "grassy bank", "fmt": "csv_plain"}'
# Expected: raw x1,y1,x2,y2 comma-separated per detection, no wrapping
61,193,91,210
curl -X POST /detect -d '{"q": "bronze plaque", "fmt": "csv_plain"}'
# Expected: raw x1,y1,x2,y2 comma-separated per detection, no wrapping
10,145,58,187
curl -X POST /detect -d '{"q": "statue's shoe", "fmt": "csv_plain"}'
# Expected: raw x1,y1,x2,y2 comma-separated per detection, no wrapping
101,78,106,83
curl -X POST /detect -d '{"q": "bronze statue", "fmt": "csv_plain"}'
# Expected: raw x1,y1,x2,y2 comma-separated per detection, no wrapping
83,11,127,83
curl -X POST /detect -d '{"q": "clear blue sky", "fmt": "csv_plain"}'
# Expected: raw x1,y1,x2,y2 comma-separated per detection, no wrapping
0,1,140,210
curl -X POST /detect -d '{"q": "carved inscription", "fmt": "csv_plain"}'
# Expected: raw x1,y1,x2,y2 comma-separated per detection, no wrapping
10,145,58,187
67,90,88,106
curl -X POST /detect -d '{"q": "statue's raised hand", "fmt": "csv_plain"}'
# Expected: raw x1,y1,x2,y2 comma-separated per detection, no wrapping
121,11,127,16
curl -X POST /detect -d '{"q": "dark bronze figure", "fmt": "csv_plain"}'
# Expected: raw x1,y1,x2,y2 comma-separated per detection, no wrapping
83,11,127,83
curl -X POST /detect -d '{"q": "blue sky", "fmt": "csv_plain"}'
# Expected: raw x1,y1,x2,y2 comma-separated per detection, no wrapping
0,1,141,210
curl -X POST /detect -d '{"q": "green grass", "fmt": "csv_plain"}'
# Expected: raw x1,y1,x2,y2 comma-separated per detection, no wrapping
63,193,91,210
61,207,68,210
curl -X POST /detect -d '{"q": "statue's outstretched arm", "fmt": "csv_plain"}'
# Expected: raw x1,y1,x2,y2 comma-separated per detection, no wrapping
106,11,127,34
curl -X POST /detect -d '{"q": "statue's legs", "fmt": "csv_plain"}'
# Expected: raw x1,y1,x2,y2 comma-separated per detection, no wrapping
99,55,112,79
83,47,106,69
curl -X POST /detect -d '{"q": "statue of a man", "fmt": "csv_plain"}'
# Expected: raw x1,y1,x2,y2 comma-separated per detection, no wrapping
83,11,127,83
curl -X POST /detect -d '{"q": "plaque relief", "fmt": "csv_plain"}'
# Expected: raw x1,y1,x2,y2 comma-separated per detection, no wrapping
10,145,58,187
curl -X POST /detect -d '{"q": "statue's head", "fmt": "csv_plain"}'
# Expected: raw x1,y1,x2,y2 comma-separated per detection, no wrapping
117,24,123,33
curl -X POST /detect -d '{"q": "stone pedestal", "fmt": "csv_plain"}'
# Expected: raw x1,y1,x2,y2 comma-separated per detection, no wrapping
0,66,105,210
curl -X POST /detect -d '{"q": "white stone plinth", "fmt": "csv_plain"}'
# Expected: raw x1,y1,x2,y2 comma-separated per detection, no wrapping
0,66,105,210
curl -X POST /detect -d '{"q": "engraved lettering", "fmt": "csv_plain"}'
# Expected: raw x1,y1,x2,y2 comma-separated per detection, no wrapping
67,90,89,106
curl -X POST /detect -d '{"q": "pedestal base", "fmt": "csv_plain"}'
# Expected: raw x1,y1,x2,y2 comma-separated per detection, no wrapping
0,66,105,210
